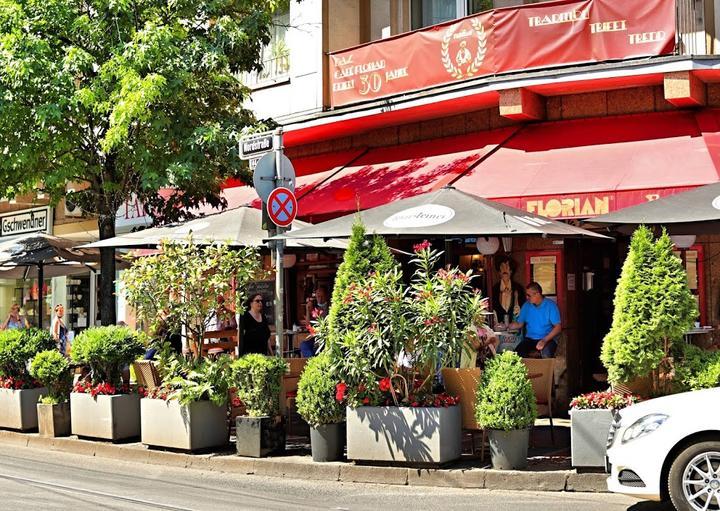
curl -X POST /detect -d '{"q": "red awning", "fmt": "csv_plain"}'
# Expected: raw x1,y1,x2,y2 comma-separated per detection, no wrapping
453,110,720,219
296,128,517,221
213,149,366,212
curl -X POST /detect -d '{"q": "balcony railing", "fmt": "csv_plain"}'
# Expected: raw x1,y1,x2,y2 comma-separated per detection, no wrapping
676,0,707,55
241,54,290,88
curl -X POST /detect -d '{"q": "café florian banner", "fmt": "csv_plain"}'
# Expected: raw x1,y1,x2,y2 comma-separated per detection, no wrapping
329,0,675,107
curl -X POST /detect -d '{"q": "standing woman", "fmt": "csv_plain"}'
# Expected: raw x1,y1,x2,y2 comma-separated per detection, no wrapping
241,294,272,356
51,304,68,355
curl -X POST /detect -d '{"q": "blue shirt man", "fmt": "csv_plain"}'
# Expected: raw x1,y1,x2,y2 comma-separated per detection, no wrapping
510,282,562,358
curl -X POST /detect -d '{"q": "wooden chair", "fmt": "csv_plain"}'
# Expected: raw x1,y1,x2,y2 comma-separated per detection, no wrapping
191,329,239,358
522,357,555,444
441,367,486,460
133,360,161,391
282,358,308,437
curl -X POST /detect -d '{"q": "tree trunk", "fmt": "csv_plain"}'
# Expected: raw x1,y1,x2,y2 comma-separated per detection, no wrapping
98,214,117,326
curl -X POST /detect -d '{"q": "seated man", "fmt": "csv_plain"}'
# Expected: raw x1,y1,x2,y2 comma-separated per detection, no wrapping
509,282,561,359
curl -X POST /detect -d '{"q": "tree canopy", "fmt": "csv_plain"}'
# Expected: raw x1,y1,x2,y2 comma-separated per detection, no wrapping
0,0,284,321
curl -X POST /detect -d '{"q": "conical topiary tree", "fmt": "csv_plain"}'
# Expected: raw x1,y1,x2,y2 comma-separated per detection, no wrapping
601,226,697,394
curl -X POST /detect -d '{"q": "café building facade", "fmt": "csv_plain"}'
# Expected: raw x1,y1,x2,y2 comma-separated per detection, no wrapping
238,0,720,401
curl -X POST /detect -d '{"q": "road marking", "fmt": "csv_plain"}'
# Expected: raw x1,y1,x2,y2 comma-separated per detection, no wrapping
0,472,193,511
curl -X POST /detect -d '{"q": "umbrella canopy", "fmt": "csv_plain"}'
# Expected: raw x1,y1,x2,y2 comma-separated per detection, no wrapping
80,206,347,250
0,233,101,267
275,187,610,240
589,182,720,234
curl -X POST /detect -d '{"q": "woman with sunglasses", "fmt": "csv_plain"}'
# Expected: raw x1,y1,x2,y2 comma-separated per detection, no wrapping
1,303,29,330
241,294,272,356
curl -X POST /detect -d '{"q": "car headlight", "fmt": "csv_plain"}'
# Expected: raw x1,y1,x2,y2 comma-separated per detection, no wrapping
621,413,669,444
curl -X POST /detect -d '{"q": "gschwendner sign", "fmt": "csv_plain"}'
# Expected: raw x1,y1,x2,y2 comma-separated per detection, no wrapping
0,207,52,237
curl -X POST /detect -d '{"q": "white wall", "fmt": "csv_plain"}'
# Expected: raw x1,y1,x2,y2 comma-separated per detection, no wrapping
244,0,325,123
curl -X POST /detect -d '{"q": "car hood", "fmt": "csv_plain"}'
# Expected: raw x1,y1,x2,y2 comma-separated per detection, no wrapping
619,387,720,424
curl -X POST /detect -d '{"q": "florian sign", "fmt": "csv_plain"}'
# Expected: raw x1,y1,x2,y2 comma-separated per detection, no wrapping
329,0,675,107
526,196,610,219
0,207,52,238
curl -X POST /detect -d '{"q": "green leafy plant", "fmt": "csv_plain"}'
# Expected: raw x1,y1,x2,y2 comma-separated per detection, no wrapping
30,350,72,404
165,356,232,406
231,354,287,417
601,227,697,394
475,351,537,431
71,326,146,389
675,344,720,391
296,353,345,427
0,328,55,383
122,237,260,360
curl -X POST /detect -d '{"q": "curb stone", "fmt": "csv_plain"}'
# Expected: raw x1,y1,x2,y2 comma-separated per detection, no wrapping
0,431,607,493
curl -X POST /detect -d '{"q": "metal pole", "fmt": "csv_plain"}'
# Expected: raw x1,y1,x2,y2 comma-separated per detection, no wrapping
38,263,44,329
274,128,285,357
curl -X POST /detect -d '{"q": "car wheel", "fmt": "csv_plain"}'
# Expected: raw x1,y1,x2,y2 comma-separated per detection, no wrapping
669,441,720,511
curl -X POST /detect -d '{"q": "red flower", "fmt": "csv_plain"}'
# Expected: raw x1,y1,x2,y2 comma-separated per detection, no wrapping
362,397,370,405
231,397,242,408
413,240,431,253
378,377,391,392
335,382,347,402
307,324,317,336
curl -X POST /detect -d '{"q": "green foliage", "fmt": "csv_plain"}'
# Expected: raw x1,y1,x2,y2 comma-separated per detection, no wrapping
71,326,145,387
675,344,720,391
475,352,537,431
121,237,260,359
601,227,697,387
0,328,55,380
30,350,71,404
231,354,287,417
296,353,345,427
165,355,232,406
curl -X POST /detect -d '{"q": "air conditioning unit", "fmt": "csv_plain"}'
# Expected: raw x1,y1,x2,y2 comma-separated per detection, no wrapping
64,187,83,217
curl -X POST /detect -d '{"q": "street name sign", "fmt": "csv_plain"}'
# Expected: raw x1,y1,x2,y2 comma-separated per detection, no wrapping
239,132,275,160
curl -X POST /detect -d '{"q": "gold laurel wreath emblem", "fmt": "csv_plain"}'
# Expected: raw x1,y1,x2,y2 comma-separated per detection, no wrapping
441,18,487,80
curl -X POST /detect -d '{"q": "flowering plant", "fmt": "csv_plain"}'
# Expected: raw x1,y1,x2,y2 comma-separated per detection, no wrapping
335,375,460,408
570,391,639,410
72,380,133,396
0,376,40,390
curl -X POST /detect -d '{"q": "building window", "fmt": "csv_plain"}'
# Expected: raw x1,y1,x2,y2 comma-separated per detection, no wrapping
410,0,496,30
242,8,290,87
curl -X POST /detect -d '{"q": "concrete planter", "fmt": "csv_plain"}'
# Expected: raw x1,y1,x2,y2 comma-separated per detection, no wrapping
37,402,71,437
70,392,140,441
346,405,461,465
0,387,47,431
571,408,614,469
235,416,285,457
488,428,530,470
310,422,345,462
141,398,228,451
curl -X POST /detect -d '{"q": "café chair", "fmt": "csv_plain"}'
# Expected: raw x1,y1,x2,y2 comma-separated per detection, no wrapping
441,367,487,460
522,357,555,444
133,360,161,392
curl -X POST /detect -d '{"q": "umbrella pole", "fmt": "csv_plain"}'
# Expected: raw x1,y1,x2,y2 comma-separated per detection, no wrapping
38,263,44,329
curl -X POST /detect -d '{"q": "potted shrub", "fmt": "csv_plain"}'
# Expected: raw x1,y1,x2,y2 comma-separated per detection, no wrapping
70,326,145,440
141,353,231,451
475,351,537,470
232,354,288,457
296,352,345,462
570,391,638,469
601,227,696,396
325,233,483,465
0,329,54,430
30,350,73,437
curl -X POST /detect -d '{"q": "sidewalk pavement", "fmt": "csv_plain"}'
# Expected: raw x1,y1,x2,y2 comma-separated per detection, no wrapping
0,420,608,493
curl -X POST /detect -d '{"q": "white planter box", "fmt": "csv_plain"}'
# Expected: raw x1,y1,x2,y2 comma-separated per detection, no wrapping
70,392,140,441
571,408,614,469
141,398,228,451
0,387,47,431
347,405,461,465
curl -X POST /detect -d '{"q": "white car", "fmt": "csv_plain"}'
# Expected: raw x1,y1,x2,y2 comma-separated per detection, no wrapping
606,387,720,510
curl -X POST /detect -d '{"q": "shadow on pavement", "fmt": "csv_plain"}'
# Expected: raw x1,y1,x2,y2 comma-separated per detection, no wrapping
627,501,675,511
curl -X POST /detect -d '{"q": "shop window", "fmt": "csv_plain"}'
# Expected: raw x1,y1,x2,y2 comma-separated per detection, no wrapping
241,6,290,87
673,245,706,325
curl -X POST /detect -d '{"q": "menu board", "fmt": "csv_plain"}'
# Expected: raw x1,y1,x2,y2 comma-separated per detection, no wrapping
246,280,275,326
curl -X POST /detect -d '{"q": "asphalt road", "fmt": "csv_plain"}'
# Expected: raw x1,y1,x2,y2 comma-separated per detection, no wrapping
0,444,675,511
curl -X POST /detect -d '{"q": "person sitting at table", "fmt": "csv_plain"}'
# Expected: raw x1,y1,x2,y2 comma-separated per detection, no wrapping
2,303,29,330
206,295,238,343
241,293,272,355
301,286,330,358
461,319,499,369
509,282,561,359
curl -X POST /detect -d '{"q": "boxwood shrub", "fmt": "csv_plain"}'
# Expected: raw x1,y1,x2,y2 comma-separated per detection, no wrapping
30,350,72,404
71,326,145,387
0,328,55,381
475,351,537,431
296,352,344,428
231,354,287,417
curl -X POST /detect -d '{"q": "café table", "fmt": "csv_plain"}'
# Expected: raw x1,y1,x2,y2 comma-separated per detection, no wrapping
684,326,714,345
494,328,522,353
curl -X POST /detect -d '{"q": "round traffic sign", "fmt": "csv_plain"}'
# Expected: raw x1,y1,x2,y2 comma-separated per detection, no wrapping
252,153,296,203
267,187,297,228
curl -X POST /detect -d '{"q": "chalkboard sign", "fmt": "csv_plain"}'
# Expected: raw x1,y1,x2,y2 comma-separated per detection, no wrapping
246,280,275,326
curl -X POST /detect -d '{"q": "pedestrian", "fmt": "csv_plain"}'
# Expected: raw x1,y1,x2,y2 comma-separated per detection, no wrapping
51,304,68,355
510,282,562,358
241,294,272,356
1,303,29,330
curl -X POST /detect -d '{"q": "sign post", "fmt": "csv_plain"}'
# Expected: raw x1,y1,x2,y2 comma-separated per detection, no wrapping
273,129,285,357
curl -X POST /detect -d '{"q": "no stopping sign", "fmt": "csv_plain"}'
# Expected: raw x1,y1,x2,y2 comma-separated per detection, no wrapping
267,187,297,228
